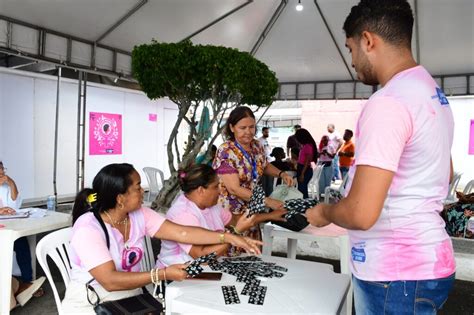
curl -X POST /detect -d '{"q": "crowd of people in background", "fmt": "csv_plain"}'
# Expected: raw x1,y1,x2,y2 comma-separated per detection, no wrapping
196,121,355,200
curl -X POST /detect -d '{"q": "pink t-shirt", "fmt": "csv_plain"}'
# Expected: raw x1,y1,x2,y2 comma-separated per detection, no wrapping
345,66,455,281
69,207,165,285
156,193,232,268
298,144,314,164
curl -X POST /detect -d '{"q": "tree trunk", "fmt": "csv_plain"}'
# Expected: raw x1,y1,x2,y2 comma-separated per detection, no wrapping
151,176,180,213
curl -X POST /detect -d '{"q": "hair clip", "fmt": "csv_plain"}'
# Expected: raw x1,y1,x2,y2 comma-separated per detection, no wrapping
87,193,97,203
179,172,186,179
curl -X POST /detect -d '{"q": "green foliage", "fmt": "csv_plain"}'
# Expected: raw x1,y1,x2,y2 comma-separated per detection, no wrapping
132,40,278,106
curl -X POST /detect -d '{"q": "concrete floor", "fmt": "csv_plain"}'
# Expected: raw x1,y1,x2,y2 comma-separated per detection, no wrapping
11,251,474,315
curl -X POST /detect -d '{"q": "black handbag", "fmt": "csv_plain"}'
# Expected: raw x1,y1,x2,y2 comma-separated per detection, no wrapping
85,211,164,315
86,281,163,315
271,213,309,232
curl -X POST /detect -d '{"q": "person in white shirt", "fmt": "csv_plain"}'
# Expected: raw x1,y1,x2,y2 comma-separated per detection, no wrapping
0,160,45,308
258,127,272,160
327,124,343,181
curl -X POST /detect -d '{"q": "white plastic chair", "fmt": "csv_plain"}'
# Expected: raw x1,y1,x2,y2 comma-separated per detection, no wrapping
463,179,474,195
36,227,72,315
140,235,156,272
308,164,324,200
324,172,350,204
143,167,165,201
445,172,462,204
140,235,156,292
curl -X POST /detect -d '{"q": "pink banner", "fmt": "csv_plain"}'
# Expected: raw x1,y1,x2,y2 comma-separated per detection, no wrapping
89,112,122,155
469,119,474,155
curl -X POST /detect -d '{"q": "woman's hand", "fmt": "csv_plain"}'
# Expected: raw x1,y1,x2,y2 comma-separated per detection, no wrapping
266,209,287,222
234,213,257,233
0,174,11,186
226,234,262,255
264,197,284,210
0,207,16,215
165,264,188,281
281,173,295,186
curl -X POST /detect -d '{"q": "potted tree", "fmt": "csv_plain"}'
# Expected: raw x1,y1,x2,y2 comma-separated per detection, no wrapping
132,40,278,211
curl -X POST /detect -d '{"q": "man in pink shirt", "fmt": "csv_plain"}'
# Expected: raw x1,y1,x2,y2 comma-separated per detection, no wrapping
306,0,455,314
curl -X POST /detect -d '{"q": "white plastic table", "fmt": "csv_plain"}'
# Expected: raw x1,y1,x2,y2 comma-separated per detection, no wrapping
165,255,350,315
262,223,352,315
0,211,71,315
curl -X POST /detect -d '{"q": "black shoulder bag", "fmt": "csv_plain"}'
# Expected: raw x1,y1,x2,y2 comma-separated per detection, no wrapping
85,211,164,315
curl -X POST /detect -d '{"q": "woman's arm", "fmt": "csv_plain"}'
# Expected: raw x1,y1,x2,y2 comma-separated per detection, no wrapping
188,243,230,259
89,261,188,291
155,220,262,253
220,173,252,201
263,163,294,186
220,172,284,211
227,211,287,234
0,175,19,201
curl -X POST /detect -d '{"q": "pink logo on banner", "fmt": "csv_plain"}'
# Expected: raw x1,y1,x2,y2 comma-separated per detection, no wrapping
469,120,474,155
89,112,122,155
149,113,157,122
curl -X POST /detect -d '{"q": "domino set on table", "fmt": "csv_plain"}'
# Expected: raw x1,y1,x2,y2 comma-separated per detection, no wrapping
184,253,288,306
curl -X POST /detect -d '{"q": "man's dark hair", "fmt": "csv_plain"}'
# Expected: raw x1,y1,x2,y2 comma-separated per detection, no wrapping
262,127,269,132
344,129,354,138
343,0,414,48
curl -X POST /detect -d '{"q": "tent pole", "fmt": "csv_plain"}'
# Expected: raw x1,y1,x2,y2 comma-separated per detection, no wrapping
53,66,61,208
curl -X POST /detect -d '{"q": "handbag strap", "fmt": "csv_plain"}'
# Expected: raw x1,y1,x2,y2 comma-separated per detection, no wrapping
85,211,111,306
93,210,110,249
85,210,153,307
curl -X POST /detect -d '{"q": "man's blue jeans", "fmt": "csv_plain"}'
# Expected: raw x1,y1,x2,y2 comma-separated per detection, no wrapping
353,273,455,314
340,166,349,180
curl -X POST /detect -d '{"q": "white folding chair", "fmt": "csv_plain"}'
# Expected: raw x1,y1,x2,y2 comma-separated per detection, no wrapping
140,235,157,292
140,235,156,272
463,179,474,195
143,167,165,201
324,172,350,203
36,227,72,315
445,172,462,204
308,164,324,200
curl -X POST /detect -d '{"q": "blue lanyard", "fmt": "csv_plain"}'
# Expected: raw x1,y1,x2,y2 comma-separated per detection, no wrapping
234,141,258,181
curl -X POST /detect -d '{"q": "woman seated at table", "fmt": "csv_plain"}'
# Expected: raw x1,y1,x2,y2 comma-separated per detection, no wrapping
63,163,261,313
156,164,257,268
0,160,45,308
213,106,293,255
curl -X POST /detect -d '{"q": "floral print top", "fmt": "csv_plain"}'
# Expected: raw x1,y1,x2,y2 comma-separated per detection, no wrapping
213,139,268,255
213,139,268,215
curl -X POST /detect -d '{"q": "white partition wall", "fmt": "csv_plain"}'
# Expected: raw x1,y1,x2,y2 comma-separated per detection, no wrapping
0,68,178,199
451,96,474,188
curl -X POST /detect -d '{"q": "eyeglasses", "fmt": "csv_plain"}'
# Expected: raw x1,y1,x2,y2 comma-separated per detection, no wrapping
0,167,6,172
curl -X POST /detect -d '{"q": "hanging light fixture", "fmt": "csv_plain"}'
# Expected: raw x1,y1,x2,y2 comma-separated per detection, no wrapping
296,0,303,11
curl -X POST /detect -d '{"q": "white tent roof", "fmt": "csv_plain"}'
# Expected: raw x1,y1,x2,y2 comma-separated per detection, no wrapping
0,0,473,97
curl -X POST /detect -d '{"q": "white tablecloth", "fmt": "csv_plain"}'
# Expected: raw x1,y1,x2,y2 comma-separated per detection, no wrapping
165,255,350,315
